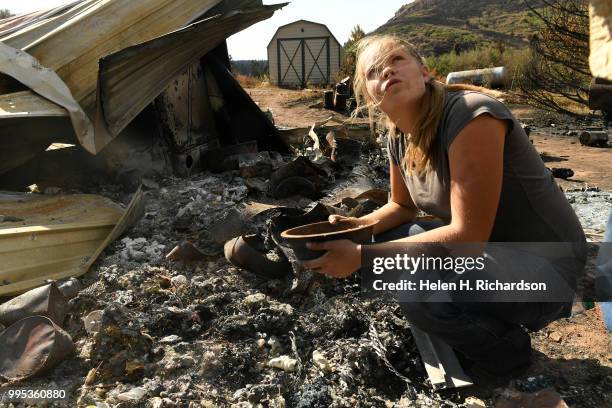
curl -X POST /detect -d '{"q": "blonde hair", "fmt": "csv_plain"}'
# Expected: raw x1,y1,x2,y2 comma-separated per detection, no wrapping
353,35,484,173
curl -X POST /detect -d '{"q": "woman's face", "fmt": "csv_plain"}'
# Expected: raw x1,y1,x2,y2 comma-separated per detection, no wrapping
362,46,430,115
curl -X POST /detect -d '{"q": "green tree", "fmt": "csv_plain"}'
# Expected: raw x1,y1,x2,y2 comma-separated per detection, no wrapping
340,25,366,79
0,9,13,19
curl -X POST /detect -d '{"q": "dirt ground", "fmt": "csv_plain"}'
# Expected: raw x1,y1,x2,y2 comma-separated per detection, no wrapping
249,86,612,191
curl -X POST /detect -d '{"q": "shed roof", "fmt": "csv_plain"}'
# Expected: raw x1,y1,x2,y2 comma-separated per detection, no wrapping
267,19,342,48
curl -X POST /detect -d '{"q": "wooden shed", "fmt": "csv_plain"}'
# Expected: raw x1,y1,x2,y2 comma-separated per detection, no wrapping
267,20,343,87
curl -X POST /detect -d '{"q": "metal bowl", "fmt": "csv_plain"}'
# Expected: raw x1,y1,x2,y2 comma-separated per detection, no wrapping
280,218,378,261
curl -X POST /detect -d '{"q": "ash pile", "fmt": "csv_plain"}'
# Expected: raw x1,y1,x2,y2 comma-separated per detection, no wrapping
0,120,466,408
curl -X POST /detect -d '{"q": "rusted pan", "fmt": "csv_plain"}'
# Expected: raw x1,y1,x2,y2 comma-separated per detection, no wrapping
281,218,378,261
0,316,75,381
0,188,144,296
0,283,68,327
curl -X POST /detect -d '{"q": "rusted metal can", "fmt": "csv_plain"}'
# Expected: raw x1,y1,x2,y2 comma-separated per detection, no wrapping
0,283,68,327
0,315,74,381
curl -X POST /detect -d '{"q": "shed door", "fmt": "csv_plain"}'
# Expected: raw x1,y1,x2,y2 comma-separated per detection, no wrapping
278,37,330,87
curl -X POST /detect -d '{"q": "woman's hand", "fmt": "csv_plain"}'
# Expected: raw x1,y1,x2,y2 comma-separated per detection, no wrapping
328,214,357,225
302,239,362,278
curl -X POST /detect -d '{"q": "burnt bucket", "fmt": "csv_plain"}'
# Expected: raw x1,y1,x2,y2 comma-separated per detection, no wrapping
0,283,68,327
0,316,75,381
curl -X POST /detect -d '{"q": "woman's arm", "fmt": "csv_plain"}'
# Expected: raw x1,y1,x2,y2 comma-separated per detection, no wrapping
360,160,418,235
304,114,506,277
393,114,506,243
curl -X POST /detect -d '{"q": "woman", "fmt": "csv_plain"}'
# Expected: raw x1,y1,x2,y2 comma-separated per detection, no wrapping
302,35,586,380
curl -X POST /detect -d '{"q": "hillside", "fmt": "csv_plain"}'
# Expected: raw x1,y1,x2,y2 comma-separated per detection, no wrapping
375,0,543,56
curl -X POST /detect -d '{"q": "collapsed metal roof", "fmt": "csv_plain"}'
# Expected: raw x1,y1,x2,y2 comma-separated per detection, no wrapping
0,0,286,173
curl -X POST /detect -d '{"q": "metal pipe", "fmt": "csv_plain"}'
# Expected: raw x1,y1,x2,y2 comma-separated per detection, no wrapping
446,67,508,88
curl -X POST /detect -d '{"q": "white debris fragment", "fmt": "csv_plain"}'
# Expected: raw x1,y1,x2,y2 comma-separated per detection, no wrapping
159,348,196,371
224,185,248,202
267,336,283,355
120,237,165,262
171,275,188,287
312,350,333,373
465,396,486,408
244,293,268,306
176,197,201,218
270,395,286,408
83,310,104,334
57,277,82,299
268,355,297,372
117,387,147,402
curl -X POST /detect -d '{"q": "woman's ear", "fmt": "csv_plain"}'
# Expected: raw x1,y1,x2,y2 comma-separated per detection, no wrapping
422,65,431,82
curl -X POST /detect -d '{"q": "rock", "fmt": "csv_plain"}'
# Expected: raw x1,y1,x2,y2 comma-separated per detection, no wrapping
550,167,574,180
244,178,269,193
159,348,196,371
230,403,254,408
0,214,24,223
268,355,297,372
117,387,148,402
549,331,563,342
224,185,248,202
121,237,166,262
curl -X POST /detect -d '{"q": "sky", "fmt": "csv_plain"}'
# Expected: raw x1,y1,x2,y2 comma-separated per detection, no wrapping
0,0,410,60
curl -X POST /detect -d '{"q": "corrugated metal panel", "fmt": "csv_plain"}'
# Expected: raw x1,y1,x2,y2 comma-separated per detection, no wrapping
2,0,223,117
98,4,285,142
0,188,144,296
0,91,67,119
0,0,286,160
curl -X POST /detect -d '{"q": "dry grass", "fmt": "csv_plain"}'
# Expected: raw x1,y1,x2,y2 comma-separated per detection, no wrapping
235,74,269,88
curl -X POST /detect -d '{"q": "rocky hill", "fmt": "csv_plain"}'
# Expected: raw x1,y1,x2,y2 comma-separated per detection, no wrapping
375,0,543,56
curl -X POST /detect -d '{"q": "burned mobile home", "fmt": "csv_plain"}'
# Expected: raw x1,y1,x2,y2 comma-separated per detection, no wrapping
0,0,290,294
